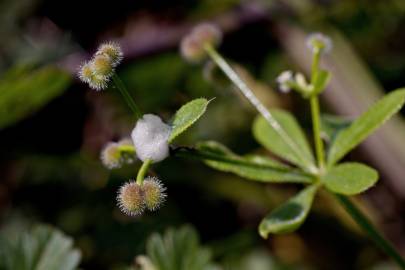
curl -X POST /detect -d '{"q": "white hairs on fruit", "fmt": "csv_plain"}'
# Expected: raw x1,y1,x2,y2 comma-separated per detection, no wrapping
131,114,171,162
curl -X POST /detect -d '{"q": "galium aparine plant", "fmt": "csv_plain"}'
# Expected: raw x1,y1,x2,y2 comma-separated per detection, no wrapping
78,26,405,268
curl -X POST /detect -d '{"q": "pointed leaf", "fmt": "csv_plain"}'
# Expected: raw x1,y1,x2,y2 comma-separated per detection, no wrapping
252,109,315,170
259,185,318,238
168,98,210,143
322,162,378,195
328,89,405,165
196,141,313,184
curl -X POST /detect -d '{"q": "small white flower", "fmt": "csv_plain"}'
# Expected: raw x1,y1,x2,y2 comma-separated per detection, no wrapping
306,32,332,54
295,72,309,90
131,114,172,162
276,70,293,93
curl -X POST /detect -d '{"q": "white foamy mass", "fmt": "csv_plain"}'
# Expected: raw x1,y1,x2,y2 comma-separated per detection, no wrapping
131,114,171,162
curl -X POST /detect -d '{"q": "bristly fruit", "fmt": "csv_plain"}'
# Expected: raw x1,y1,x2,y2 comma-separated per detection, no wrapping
117,181,145,216
78,41,123,91
180,23,222,63
142,177,166,211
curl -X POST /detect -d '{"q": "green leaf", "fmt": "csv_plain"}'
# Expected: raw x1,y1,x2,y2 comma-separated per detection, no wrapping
252,109,315,170
0,224,81,270
321,114,352,144
0,65,71,130
196,141,313,184
322,162,378,195
259,185,318,238
146,225,216,270
312,69,331,95
327,89,405,165
168,98,210,143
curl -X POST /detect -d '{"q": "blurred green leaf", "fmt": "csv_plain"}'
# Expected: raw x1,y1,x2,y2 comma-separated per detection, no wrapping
196,141,313,183
145,225,217,270
0,224,81,270
322,162,378,195
259,185,318,238
321,114,352,144
169,98,210,143
327,88,405,165
252,109,315,170
0,65,71,129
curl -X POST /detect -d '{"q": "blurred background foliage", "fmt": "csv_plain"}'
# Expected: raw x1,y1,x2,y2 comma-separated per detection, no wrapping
0,0,405,269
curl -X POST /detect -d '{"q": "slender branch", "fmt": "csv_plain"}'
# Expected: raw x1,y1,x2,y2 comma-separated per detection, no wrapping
112,73,142,119
310,96,325,170
136,159,152,185
204,44,317,174
336,195,405,269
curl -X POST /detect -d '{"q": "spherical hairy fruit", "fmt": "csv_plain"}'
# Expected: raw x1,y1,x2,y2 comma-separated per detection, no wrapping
77,41,123,91
79,62,93,83
142,177,166,211
92,55,114,77
101,142,121,169
117,181,145,216
96,42,123,67
192,23,222,47
180,22,222,63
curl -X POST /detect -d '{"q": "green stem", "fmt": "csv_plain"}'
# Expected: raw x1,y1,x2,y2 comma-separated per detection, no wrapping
310,96,325,170
112,73,142,119
311,48,321,83
136,159,152,185
204,45,317,174
336,195,405,269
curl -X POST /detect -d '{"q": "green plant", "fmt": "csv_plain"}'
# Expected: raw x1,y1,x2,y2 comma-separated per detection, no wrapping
133,225,219,270
0,223,81,270
77,26,405,268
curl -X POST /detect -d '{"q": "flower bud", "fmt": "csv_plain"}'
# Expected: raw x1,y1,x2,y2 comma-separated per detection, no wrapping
96,42,123,67
100,142,121,169
306,33,332,54
142,177,166,211
276,70,293,93
295,72,309,90
117,181,145,216
180,23,222,63
131,114,171,163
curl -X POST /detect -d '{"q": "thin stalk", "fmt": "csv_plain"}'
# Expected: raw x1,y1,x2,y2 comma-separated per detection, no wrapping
336,195,405,269
136,159,152,185
112,73,142,119
310,96,325,170
204,45,317,174
311,48,321,83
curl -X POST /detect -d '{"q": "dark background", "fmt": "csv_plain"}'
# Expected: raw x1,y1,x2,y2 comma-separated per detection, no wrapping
1,0,405,269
